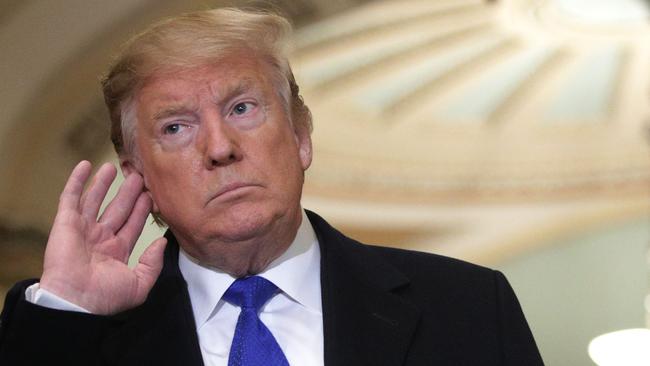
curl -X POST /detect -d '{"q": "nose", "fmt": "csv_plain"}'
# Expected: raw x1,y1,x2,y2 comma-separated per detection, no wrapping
199,113,243,169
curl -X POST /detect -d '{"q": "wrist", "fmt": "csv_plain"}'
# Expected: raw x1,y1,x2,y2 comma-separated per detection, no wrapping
39,275,92,311
26,283,91,313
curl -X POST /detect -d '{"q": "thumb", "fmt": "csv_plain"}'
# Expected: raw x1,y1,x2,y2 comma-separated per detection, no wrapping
134,237,167,303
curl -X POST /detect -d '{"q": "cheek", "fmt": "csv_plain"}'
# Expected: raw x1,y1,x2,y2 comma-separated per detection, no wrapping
266,136,307,192
142,151,199,199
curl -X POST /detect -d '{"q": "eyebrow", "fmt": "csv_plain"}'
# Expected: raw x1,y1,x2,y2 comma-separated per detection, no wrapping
152,104,197,121
150,78,262,121
211,78,258,104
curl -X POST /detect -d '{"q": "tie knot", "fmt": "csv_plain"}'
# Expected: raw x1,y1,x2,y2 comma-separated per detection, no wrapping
223,276,279,311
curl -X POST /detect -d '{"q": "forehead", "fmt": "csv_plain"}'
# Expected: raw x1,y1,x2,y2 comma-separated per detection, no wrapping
136,55,274,109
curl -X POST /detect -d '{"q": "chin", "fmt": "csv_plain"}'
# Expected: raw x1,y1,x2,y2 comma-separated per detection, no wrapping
208,206,279,242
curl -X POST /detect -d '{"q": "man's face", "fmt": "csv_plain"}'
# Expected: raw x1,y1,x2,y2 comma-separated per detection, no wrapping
128,54,312,260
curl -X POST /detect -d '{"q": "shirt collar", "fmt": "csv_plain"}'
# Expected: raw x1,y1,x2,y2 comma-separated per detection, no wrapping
179,210,322,328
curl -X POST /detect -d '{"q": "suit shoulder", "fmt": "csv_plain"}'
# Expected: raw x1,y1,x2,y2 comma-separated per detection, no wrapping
366,243,495,279
306,209,497,283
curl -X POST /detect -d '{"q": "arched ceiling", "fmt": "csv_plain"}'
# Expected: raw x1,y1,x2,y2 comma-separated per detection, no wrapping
295,0,649,201
294,0,650,261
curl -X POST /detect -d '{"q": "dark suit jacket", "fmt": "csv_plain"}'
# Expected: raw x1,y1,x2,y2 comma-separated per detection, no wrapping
0,210,543,365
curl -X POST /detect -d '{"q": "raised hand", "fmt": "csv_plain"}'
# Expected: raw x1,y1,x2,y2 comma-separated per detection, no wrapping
39,161,167,315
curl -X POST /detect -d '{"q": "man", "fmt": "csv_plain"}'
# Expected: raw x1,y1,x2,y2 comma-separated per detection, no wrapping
0,8,544,366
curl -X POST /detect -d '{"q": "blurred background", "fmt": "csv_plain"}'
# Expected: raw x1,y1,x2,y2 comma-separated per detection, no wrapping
1,0,649,364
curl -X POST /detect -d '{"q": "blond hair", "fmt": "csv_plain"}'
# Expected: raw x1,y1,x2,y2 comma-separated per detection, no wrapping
101,7,312,158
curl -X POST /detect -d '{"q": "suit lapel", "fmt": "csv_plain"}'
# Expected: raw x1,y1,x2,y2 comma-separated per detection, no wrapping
308,211,421,366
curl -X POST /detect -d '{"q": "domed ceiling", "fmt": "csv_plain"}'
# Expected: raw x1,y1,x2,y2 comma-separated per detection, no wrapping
293,0,650,261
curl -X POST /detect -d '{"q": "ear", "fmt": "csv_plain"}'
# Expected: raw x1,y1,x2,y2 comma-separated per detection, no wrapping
120,157,139,177
120,157,160,214
293,125,312,171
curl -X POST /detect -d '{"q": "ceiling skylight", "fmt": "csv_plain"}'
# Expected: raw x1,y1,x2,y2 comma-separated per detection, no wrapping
554,0,649,24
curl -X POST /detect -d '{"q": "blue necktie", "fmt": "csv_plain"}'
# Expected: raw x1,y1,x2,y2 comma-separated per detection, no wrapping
223,276,290,366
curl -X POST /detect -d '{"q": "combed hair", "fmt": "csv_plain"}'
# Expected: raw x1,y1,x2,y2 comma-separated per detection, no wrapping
101,7,312,158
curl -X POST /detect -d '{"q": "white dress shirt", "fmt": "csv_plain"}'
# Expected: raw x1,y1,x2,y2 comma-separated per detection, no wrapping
26,210,324,366
179,211,323,366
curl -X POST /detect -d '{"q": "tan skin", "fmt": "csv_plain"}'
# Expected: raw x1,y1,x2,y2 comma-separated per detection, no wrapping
40,53,313,315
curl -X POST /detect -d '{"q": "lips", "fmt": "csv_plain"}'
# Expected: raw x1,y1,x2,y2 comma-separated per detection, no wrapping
209,182,259,202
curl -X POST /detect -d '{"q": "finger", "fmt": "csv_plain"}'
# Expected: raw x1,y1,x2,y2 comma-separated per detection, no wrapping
98,173,145,232
115,192,153,261
134,237,167,304
58,161,93,212
80,163,117,220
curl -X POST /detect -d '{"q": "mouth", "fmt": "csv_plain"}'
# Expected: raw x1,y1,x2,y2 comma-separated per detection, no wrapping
208,182,260,204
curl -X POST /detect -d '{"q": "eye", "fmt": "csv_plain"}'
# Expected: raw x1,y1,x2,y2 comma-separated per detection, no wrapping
163,123,185,135
232,102,254,116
